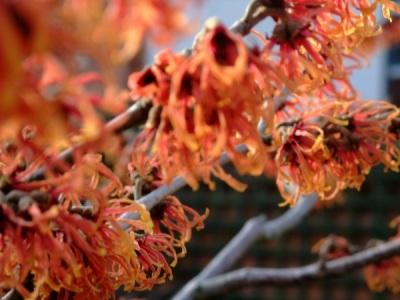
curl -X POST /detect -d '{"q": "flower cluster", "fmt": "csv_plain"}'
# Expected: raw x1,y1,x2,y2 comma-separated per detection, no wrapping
275,99,399,205
128,14,400,204
129,26,272,190
247,0,400,100
59,0,194,65
0,0,194,146
130,150,209,255
0,150,207,299
0,154,153,299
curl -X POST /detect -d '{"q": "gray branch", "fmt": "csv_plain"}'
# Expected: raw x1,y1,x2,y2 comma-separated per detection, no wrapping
230,0,274,35
118,144,249,229
172,193,318,300
197,239,400,298
261,193,318,238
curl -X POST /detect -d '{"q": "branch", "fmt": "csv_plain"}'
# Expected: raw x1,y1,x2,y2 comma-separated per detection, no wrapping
230,0,273,35
58,101,152,162
118,145,247,228
117,143,250,229
104,100,152,133
261,192,318,238
197,239,400,298
0,290,22,300
28,100,152,181
172,193,318,300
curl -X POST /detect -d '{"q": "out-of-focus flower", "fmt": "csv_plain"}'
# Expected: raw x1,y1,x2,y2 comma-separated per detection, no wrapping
0,54,104,147
0,0,197,152
60,0,194,65
364,217,400,295
312,235,352,260
364,256,400,294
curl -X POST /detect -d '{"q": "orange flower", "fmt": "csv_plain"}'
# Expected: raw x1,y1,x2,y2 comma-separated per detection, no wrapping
386,116,400,172
134,233,177,290
130,153,208,256
0,53,107,150
253,20,350,95
275,119,329,205
129,24,270,191
128,50,185,106
0,149,193,298
252,0,400,98
151,196,208,256
274,99,399,205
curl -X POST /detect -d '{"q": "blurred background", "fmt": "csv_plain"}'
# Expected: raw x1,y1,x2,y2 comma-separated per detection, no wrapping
136,1,400,299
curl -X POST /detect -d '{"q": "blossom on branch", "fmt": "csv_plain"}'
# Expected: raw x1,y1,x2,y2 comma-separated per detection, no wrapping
129,25,272,191
275,100,399,205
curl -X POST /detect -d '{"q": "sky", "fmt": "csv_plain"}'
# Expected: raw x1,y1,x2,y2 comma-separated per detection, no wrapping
148,0,388,100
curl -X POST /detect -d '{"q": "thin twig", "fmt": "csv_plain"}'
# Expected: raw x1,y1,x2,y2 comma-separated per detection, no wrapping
105,100,152,133
28,101,152,181
230,0,271,35
197,239,400,297
172,194,318,300
0,289,22,300
261,193,318,238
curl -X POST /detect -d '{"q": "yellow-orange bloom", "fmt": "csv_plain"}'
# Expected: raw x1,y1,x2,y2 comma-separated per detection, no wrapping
129,25,270,191
274,99,399,205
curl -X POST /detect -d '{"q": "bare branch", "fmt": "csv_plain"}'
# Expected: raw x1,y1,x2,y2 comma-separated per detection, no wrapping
261,193,318,238
197,239,400,298
230,0,272,35
172,215,266,300
105,100,152,133
172,193,318,300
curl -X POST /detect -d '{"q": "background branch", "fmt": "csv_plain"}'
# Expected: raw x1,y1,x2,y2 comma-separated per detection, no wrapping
172,193,318,300
197,239,400,298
